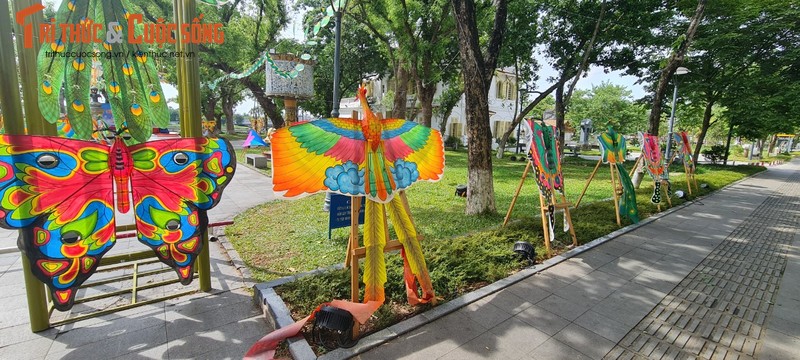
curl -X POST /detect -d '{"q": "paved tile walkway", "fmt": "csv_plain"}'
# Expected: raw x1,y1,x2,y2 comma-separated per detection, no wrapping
359,160,800,360
0,163,275,359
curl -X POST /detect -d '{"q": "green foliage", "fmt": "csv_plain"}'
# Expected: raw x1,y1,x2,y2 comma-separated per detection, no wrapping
444,135,462,149
701,144,727,164
566,81,648,134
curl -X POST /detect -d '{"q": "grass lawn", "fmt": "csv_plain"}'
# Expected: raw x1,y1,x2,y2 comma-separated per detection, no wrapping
225,151,764,350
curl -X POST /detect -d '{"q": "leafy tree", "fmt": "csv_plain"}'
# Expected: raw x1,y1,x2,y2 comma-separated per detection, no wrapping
565,82,647,135
452,0,508,214
352,0,459,126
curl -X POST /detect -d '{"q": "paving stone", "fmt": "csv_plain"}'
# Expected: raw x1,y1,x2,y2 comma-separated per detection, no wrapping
553,323,615,359
515,304,570,336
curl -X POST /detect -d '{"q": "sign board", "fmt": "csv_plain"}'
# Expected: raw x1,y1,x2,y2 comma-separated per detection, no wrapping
329,194,365,239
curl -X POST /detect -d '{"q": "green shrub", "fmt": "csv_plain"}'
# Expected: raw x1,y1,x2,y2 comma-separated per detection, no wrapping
702,144,727,164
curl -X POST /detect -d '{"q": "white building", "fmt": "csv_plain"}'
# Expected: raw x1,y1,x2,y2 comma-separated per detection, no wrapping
338,68,521,149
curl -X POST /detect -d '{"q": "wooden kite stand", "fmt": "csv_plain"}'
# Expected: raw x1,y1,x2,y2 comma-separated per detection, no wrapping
343,191,435,337
574,159,624,226
503,162,578,257
666,154,698,196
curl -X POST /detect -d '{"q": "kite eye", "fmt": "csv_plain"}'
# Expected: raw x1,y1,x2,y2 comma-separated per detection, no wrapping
36,154,59,169
172,152,189,165
165,219,181,231
121,133,132,140
62,231,82,244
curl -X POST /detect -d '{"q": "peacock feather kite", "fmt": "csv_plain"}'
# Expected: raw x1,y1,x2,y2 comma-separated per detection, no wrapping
639,132,671,203
523,119,567,241
597,127,639,223
271,85,444,304
37,0,170,143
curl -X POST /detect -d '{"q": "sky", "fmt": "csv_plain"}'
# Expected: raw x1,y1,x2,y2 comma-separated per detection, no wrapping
43,0,646,115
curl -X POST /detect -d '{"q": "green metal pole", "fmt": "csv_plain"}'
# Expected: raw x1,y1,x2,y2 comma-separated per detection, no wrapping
174,0,211,291
1,0,50,332
13,0,57,136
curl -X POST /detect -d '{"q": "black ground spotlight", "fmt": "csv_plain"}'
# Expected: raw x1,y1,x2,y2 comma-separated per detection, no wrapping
455,184,467,197
674,190,686,199
312,306,357,350
513,241,536,266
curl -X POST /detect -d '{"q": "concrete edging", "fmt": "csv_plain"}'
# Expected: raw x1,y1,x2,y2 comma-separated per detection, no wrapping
251,167,769,360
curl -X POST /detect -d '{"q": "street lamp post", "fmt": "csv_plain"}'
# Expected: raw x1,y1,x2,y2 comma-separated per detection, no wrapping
330,0,345,118
665,66,690,162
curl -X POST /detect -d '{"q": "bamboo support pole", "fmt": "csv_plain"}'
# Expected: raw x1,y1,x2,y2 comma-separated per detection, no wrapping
349,197,360,303
560,192,578,247
2,0,50,332
574,159,602,208
503,161,531,226
609,164,622,226
174,0,211,291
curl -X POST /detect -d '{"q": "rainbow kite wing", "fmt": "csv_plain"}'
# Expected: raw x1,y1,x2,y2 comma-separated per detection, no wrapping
129,137,236,284
271,118,444,203
0,135,116,310
381,118,445,188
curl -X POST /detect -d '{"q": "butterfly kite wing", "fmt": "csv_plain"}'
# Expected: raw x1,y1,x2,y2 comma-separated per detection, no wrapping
0,135,115,310
271,118,367,199
129,137,236,284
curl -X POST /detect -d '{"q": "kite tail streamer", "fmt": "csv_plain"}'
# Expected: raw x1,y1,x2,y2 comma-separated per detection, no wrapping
615,164,640,223
363,200,386,303
386,196,434,304
651,181,662,204
244,301,381,360
547,204,556,241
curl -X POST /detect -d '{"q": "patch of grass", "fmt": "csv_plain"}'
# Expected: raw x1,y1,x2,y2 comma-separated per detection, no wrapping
225,150,763,347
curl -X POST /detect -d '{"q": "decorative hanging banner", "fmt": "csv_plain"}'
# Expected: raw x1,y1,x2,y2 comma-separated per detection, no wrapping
206,5,334,90
597,127,639,223
639,132,672,203
0,134,236,310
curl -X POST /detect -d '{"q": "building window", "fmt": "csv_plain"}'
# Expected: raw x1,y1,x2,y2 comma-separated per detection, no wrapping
496,80,505,99
450,121,463,138
506,80,516,100
494,120,511,138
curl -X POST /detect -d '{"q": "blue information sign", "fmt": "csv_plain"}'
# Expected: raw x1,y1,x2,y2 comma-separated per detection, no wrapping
329,194,365,239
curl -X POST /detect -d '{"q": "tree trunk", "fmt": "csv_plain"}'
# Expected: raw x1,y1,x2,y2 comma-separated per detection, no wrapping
242,78,284,128
723,118,735,165
692,97,715,164
452,0,507,215
417,82,436,127
768,134,778,154
647,0,706,135
203,96,218,124
221,95,235,135
555,82,566,150
392,62,410,119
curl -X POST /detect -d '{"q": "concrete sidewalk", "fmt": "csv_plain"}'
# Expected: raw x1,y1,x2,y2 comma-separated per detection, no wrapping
360,160,800,359
0,163,276,359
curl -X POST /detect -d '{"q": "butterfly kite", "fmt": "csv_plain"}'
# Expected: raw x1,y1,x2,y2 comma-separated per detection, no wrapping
523,120,567,240
597,127,639,223
639,132,671,204
37,0,172,143
271,85,444,304
0,133,236,310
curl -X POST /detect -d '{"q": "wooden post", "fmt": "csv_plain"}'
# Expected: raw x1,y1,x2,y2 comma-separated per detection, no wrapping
663,180,673,207
574,159,602,208
503,161,531,226
559,192,578,247
609,163,622,226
